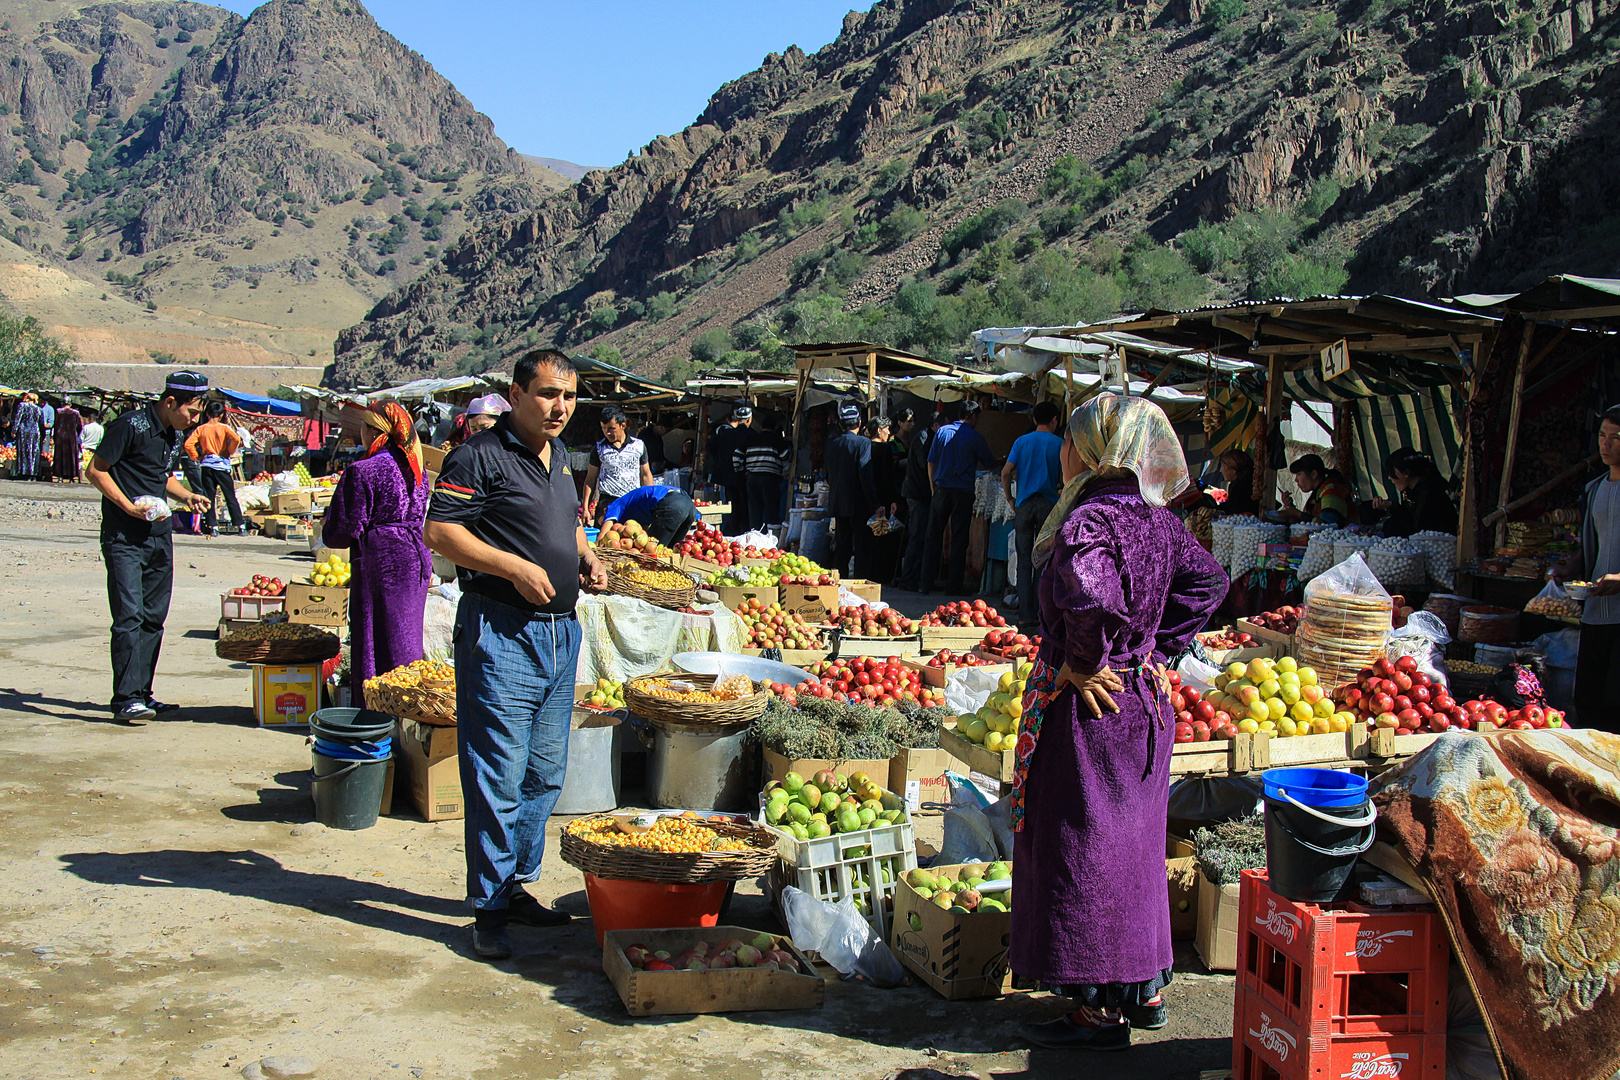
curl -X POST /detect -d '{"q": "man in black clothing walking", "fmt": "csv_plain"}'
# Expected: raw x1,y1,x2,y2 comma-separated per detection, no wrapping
895,411,943,590
85,372,212,724
705,405,753,534
823,404,878,578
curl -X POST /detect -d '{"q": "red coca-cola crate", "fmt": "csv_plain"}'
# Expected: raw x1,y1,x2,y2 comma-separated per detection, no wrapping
1238,869,1447,1038
1233,989,1446,1079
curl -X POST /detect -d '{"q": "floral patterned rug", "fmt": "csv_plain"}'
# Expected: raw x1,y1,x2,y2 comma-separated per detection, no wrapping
1372,728,1620,1080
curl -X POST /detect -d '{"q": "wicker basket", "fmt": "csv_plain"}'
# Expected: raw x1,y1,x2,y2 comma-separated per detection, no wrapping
216,633,341,665
559,815,779,883
1446,668,1498,702
596,546,679,572
607,565,697,610
624,673,768,724
362,677,457,726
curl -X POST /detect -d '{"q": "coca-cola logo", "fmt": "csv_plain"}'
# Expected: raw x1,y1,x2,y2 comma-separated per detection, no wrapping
1247,1012,1296,1061
1342,1052,1407,1078
1255,900,1303,944
1348,929,1413,958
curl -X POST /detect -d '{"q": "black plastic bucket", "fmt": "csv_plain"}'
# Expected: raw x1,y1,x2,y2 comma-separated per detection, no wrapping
1262,771,1377,902
311,751,388,830
310,707,395,744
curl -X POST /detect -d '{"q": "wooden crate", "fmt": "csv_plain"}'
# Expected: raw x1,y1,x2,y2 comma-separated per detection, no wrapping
741,647,830,666
919,626,990,652
1234,618,1294,647
900,652,1008,688
602,926,824,1016
829,632,921,658
939,723,1014,783
1169,733,1264,777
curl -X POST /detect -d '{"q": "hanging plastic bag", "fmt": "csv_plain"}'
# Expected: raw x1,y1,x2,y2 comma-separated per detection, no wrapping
1385,610,1451,686
1524,578,1581,620
132,495,171,522
943,665,1001,717
1176,651,1223,693
779,887,906,987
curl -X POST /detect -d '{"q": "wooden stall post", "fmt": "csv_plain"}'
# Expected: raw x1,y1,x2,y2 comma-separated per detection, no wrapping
1260,356,1286,512
787,362,810,499
1492,325,1534,551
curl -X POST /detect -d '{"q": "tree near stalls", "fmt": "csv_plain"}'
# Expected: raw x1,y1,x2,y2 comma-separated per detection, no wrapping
0,316,77,389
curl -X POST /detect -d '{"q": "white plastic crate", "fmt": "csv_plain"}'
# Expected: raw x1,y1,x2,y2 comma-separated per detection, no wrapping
762,789,917,942
220,591,286,620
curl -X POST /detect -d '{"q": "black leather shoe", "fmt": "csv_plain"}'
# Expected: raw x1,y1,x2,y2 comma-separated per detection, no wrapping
471,922,513,960
1020,1016,1130,1051
1125,999,1167,1030
509,892,572,927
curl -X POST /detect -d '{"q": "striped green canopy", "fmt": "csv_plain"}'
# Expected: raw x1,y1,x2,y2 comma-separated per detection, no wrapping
1239,360,1463,502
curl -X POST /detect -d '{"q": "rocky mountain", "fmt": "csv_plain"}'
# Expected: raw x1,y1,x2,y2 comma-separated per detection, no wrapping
335,0,1620,388
0,0,564,391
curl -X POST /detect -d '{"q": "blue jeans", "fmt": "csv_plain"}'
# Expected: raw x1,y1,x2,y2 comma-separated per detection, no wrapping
453,591,581,912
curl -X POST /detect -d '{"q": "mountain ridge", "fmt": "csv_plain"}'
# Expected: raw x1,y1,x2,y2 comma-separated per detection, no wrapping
333,0,1620,389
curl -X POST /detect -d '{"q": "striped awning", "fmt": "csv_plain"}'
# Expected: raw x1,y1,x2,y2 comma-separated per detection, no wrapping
1239,361,1464,501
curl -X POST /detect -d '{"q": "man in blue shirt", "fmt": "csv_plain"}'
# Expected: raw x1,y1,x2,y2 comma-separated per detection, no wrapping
922,400,995,594
600,483,699,546
1002,401,1064,627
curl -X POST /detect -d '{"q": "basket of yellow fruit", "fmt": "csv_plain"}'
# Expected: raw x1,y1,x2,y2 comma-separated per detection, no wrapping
216,621,342,665
560,811,779,883
309,553,351,588
606,562,698,610
363,659,457,726
624,672,767,724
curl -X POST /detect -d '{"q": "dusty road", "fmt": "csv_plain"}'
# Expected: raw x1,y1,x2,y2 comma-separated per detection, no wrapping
0,481,1235,1080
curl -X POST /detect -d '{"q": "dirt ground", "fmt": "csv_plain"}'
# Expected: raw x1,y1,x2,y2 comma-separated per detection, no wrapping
0,480,1235,1080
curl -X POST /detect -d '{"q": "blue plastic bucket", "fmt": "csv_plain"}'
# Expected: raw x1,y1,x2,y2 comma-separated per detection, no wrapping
1262,767,1368,809
584,526,600,543
313,736,392,761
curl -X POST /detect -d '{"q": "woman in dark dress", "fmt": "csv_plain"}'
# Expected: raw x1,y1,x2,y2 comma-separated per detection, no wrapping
1012,394,1228,1050
322,401,432,688
1217,449,1258,515
52,403,83,482
859,416,904,582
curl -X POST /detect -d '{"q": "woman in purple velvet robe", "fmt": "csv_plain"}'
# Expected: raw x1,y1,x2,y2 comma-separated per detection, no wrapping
322,401,432,690
1010,394,1228,1051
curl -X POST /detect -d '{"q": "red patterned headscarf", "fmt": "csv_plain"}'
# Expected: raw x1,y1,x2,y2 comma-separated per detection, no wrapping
362,401,424,488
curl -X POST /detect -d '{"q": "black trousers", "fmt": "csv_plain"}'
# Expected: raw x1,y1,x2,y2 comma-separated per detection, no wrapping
201,467,243,531
1014,495,1056,627
746,473,783,534
1574,621,1620,733
921,486,975,592
650,492,699,546
897,496,931,588
103,528,174,708
724,481,750,534
833,514,859,579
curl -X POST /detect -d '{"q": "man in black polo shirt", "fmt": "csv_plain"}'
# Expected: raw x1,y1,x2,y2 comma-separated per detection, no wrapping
424,349,608,961
84,372,211,724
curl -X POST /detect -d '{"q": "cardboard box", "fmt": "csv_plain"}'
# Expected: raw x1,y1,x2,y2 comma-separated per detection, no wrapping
714,584,774,610
890,861,1014,999
1167,835,1199,941
741,647,831,666
901,652,1008,688
312,546,351,566
251,664,322,727
270,490,314,515
420,444,447,475
395,718,463,821
919,625,991,653
379,754,394,816
602,926,824,1016
761,748,890,788
1194,867,1242,971
284,582,350,626
779,583,840,621
841,578,882,603
889,746,955,814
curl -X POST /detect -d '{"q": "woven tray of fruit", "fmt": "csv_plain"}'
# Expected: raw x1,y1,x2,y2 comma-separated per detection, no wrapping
216,622,341,664
560,812,779,883
363,659,457,726
625,673,768,724
607,563,698,609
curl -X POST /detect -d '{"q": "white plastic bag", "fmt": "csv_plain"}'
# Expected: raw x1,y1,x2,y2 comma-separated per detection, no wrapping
268,470,301,496
132,495,170,522
732,527,778,548
1386,610,1451,686
943,666,1002,717
779,887,906,987
1176,651,1222,693
1524,578,1581,619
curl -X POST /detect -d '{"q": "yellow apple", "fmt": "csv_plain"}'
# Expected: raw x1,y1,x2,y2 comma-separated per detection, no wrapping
1275,656,1298,673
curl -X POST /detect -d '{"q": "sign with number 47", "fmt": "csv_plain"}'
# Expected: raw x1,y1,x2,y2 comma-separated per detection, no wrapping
1321,339,1351,380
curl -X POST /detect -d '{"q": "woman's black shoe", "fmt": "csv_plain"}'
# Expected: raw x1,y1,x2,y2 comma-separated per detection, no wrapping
1124,999,1167,1029
1020,1015,1130,1050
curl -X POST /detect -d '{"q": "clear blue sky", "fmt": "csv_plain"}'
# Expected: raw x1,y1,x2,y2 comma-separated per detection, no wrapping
215,1,874,166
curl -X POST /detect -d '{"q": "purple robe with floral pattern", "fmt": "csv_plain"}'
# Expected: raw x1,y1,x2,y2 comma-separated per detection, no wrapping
321,449,432,688
1011,476,1227,993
